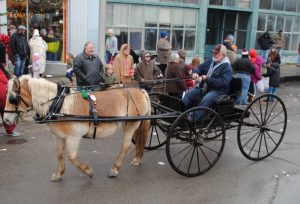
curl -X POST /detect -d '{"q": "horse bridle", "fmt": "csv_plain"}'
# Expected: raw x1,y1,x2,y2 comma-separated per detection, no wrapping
4,78,31,115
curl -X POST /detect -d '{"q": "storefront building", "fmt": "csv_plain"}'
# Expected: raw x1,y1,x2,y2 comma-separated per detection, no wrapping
0,0,300,67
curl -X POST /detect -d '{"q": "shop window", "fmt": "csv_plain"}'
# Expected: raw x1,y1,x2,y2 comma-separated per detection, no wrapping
184,30,195,50
114,28,128,50
6,0,66,62
284,16,293,32
259,0,271,9
238,13,248,30
184,10,197,29
171,30,183,50
236,31,246,48
272,0,285,10
285,0,297,12
113,4,128,27
257,14,266,31
226,0,235,6
144,28,157,50
290,34,299,50
293,17,300,33
172,9,184,29
238,0,251,8
209,0,223,5
130,6,144,27
129,29,142,50
284,33,291,50
145,7,157,27
267,15,276,32
276,16,284,32
159,8,171,28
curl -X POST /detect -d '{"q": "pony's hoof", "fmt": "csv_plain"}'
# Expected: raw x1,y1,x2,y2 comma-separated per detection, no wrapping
131,158,141,166
108,169,118,178
85,168,94,178
50,173,62,182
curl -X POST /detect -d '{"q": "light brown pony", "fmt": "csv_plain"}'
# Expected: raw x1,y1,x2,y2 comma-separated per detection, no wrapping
4,75,151,181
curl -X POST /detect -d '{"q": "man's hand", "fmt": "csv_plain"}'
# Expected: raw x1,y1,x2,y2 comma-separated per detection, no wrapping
192,73,199,80
202,75,207,81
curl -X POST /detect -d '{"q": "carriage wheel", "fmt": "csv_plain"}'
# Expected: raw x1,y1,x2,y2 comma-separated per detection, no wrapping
132,93,168,150
144,92,168,150
166,107,225,177
237,94,287,161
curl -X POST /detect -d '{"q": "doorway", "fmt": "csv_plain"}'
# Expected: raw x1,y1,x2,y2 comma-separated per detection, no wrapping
205,9,250,59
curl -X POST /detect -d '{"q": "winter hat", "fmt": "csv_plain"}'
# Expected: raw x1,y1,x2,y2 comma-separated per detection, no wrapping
33,29,40,36
226,34,234,42
32,53,40,62
18,25,27,30
249,49,257,64
241,48,249,55
169,54,179,63
212,44,227,55
160,31,167,38
178,49,186,59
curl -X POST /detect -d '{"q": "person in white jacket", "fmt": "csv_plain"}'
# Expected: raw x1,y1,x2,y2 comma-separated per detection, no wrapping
28,29,48,76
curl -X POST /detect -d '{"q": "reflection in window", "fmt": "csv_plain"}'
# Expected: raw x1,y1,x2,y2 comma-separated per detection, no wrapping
236,31,246,48
257,14,266,31
285,0,297,12
284,16,293,32
171,30,183,50
276,16,284,32
184,30,195,50
145,7,157,27
259,0,271,9
145,29,157,50
209,0,223,5
267,15,276,32
226,0,235,6
284,34,291,50
6,0,66,62
238,0,251,8
113,4,128,27
115,28,128,50
238,13,249,30
130,29,142,50
272,0,284,10
293,17,300,33
107,3,197,51
291,34,299,50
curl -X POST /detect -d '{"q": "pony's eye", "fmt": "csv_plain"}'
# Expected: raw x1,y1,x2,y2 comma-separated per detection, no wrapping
9,95,19,105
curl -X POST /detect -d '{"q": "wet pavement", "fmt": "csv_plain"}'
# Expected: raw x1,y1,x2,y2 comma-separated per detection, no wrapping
0,81,300,204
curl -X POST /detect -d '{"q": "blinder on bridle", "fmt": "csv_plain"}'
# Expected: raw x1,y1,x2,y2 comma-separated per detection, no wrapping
4,78,30,115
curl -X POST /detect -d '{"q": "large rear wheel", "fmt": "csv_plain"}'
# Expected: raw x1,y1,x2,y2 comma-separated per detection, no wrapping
237,94,287,161
166,107,225,177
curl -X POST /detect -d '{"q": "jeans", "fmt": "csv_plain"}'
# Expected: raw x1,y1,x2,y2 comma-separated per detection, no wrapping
105,50,112,64
183,88,221,120
236,73,251,105
267,86,277,101
260,49,269,64
47,51,58,61
14,54,26,77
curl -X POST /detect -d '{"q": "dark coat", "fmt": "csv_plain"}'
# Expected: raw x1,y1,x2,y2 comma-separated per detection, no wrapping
9,32,30,58
233,56,255,75
73,52,104,86
165,62,185,94
193,58,232,95
263,63,280,87
135,60,162,81
258,32,274,50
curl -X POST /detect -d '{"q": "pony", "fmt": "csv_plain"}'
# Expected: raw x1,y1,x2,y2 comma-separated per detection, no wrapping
4,75,151,181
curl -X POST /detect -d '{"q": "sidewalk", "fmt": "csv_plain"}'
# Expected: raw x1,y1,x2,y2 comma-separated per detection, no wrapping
279,64,300,83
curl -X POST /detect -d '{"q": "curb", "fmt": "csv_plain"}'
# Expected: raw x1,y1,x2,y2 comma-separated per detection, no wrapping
280,76,300,83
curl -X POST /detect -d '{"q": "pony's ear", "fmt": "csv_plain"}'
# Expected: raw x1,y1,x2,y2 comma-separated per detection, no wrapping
12,79,20,92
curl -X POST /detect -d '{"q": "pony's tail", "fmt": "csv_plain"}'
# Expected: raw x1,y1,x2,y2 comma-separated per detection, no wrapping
134,119,150,158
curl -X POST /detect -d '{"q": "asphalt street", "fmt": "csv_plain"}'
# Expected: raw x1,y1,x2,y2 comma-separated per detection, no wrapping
0,82,300,204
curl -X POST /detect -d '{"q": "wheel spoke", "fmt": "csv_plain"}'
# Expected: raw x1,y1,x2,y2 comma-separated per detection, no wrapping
248,130,261,156
201,144,220,154
265,130,279,146
258,132,263,158
176,145,194,169
263,131,269,155
242,130,260,148
198,146,212,166
187,147,196,173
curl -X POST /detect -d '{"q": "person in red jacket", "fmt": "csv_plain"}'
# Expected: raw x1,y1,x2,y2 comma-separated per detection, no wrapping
0,64,20,137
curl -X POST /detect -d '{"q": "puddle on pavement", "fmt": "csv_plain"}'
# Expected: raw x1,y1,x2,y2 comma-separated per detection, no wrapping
7,139,28,145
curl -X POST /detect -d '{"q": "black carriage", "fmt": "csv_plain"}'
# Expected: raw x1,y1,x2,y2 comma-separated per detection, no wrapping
144,77,287,177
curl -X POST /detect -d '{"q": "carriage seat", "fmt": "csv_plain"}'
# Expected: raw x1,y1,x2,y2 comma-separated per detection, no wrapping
215,76,242,114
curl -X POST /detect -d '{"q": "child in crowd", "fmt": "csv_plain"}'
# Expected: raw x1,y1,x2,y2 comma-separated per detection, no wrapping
189,57,201,87
262,58,280,102
183,64,194,91
103,63,116,87
65,53,74,84
29,53,41,79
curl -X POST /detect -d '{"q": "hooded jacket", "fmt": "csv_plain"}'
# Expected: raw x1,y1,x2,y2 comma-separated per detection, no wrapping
9,32,30,58
258,31,274,50
263,63,280,87
249,49,263,83
113,44,134,84
156,38,171,65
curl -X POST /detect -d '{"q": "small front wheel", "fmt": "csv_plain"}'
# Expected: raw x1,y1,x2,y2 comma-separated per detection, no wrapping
166,107,225,177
